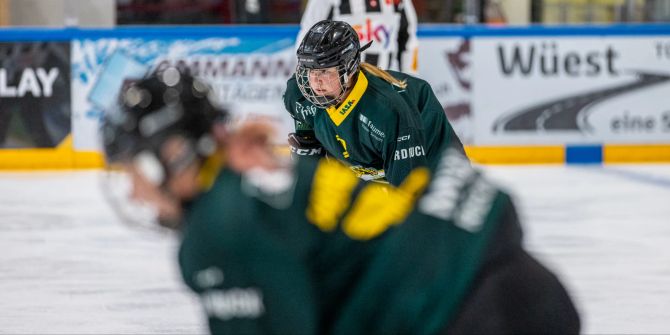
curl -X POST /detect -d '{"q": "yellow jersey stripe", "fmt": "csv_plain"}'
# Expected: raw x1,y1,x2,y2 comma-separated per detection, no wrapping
325,71,368,126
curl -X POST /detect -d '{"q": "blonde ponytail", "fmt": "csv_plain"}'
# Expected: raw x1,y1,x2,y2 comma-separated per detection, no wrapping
360,62,407,89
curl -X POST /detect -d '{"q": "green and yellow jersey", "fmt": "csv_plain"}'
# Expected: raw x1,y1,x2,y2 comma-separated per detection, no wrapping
283,68,465,186
178,149,507,334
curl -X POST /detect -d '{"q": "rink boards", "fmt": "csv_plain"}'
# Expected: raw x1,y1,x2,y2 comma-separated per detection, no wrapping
465,144,670,164
0,25,669,168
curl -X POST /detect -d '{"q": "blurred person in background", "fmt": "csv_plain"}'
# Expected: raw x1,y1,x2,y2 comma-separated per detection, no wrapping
102,67,580,334
296,0,419,74
285,20,465,186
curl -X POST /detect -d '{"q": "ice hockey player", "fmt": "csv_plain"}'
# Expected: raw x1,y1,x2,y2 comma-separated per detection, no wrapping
285,20,466,186
102,67,580,334
296,0,419,74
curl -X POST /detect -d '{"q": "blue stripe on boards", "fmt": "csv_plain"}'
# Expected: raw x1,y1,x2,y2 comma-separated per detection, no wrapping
0,26,300,41
566,145,603,164
2,24,669,41
417,23,670,38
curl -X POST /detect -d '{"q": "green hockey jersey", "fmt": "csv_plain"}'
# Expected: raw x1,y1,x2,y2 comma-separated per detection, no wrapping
283,68,465,186
178,148,508,334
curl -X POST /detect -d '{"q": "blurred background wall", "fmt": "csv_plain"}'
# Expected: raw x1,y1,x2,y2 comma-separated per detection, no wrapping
2,0,114,27
0,0,669,27
0,0,8,26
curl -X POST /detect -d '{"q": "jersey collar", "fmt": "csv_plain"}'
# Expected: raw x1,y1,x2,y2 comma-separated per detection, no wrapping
326,71,368,126
196,152,224,192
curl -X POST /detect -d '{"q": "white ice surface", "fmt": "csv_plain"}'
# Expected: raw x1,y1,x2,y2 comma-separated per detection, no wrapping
0,172,205,334
1,164,670,334
480,164,670,334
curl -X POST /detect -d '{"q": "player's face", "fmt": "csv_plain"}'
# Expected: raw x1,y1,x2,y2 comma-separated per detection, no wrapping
158,136,202,200
308,67,342,97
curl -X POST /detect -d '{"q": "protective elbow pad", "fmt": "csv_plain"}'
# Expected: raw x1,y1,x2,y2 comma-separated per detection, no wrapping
288,133,325,157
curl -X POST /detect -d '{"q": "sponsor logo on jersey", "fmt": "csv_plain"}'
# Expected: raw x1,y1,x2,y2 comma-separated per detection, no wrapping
353,19,391,48
394,145,425,161
294,120,312,132
201,287,265,321
397,134,411,142
340,99,356,115
193,266,265,321
359,114,385,141
194,267,224,288
295,101,317,119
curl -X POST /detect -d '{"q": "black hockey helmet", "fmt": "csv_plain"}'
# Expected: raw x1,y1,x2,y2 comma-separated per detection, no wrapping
296,20,371,108
101,67,227,184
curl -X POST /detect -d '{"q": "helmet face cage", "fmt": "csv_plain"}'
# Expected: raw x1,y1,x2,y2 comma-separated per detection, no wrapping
295,63,354,108
100,167,167,232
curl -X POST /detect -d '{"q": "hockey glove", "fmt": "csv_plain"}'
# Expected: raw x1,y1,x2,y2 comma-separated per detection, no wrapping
288,133,325,157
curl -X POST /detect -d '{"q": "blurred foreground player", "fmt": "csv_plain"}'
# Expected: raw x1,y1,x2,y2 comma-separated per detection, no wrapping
101,68,580,334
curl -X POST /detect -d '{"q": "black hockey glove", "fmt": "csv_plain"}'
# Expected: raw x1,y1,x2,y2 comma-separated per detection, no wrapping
288,133,325,157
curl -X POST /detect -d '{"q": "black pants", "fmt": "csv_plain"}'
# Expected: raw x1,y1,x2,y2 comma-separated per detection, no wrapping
444,205,581,334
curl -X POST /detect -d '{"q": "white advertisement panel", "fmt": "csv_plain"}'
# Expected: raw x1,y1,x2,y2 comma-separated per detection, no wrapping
473,36,670,145
418,37,474,144
71,36,296,151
